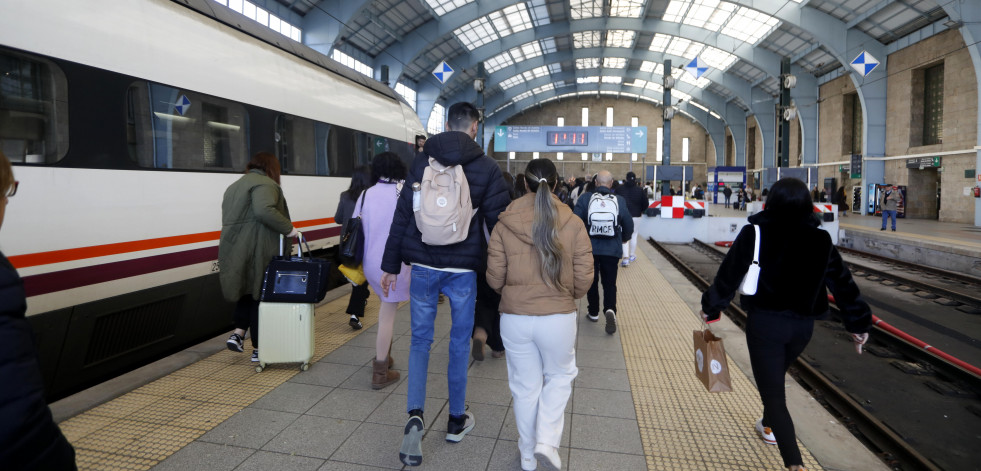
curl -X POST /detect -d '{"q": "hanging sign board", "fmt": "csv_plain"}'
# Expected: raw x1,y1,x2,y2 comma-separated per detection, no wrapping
850,154,862,178
906,156,941,168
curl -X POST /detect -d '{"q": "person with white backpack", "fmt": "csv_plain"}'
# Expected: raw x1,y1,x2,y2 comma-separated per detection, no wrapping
380,102,511,467
573,170,634,335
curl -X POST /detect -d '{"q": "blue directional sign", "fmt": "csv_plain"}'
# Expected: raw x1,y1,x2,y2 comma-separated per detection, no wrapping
850,51,880,77
493,126,647,153
174,95,191,116
432,61,454,84
685,57,708,79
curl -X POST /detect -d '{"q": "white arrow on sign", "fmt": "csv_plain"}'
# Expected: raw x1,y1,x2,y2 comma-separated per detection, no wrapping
634,130,644,137
497,128,505,137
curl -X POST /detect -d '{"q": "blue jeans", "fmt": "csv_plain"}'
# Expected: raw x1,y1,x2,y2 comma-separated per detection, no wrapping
406,265,476,417
881,210,896,230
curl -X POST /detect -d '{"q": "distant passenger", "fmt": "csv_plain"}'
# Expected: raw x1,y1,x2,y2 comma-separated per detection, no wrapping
335,166,373,330
0,151,78,470
380,102,510,466
415,135,426,154
834,186,848,217
574,170,634,335
486,158,593,471
357,152,410,389
880,185,901,231
219,152,297,362
700,177,871,471
614,171,648,267
723,185,733,208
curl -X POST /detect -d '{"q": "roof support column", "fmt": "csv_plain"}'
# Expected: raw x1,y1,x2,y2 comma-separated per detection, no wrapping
416,82,441,134
725,102,746,167
794,65,819,166
706,118,726,166
751,88,776,169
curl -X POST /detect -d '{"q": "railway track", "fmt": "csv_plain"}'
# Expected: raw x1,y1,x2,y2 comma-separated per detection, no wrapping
650,238,981,471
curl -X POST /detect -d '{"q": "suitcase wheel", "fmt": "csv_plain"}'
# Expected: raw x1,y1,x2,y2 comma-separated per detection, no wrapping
300,363,310,371
255,364,264,373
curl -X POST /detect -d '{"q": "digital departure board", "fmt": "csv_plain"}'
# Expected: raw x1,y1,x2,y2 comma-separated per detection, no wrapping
493,125,647,153
547,131,588,146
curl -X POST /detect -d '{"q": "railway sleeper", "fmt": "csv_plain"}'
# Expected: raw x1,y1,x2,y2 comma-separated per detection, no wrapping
924,380,977,399
896,285,917,292
890,360,935,376
954,305,981,315
930,297,961,306
913,291,940,299
864,344,905,359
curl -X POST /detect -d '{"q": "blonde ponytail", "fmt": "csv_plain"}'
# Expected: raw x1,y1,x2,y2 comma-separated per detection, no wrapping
525,160,563,289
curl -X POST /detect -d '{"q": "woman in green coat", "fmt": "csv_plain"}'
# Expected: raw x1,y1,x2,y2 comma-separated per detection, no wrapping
219,152,296,361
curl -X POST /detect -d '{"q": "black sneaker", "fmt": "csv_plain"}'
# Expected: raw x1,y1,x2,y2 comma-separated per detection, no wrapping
226,333,244,352
399,413,425,466
349,315,362,330
604,309,617,334
250,349,259,362
586,312,599,322
446,409,475,443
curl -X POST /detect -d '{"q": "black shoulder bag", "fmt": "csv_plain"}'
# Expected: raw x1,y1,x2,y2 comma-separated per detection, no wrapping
339,191,366,268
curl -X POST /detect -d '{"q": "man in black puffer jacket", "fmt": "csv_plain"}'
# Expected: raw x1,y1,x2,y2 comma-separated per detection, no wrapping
381,102,510,467
614,172,648,267
0,152,77,470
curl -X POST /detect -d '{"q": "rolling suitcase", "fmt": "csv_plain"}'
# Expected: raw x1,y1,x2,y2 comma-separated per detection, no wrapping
255,301,314,372
255,233,320,372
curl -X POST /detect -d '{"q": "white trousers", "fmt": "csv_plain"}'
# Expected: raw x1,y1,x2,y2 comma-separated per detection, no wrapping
500,312,578,460
622,217,641,259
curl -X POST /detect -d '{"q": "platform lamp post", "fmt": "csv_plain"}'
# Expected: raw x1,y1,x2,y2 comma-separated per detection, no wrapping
474,63,486,149
661,59,673,198
777,58,792,168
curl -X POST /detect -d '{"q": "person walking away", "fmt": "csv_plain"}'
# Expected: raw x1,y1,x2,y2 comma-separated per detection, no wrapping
880,185,900,231
834,186,848,217
700,177,871,471
0,151,78,470
358,153,410,389
574,170,634,335
487,158,593,471
381,102,511,466
335,166,373,330
723,185,733,208
220,152,297,362
614,171,647,267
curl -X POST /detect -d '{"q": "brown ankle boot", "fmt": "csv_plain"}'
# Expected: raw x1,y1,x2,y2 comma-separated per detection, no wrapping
372,359,399,389
387,355,394,370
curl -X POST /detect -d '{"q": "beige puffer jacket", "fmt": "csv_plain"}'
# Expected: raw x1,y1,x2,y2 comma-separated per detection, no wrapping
486,192,594,316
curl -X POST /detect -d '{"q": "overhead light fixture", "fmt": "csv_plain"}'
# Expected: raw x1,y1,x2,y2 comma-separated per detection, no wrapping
663,107,675,120
663,76,675,89
474,78,486,92
783,100,798,121
782,74,797,89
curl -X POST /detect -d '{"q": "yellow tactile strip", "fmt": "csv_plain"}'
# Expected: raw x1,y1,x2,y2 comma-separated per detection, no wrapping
617,250,824,471
59,293,387,471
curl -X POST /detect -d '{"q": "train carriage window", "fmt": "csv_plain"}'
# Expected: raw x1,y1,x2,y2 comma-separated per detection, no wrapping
0,47,69,163
127,82,249,170
327,125,361,177
274,114,327,175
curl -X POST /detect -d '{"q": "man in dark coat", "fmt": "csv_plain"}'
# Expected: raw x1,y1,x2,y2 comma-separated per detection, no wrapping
614,171,648,267
723,185,733,208
575,170,634,335
381,102,510,466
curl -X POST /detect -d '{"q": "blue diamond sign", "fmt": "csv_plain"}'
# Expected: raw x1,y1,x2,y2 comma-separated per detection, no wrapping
432,61,454,84
685,57,708,79
174,95,191,116
850,51,880,77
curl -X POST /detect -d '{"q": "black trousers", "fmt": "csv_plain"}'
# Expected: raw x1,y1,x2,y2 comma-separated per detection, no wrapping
474,270,504,352
586,255,620,315
746,311,814,467
233,296,260,349
346,282,370,318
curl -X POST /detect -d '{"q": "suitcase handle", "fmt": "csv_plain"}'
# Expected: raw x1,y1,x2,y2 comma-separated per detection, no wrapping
280,232,313,259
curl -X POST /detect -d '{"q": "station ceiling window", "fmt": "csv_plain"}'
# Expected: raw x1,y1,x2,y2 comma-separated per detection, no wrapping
483,38,556,74
331,50,374,78
574,31,602,48
425,0,474,16
606,30,636,48
603,58,627,69
454,3,537,51
570,0,603,19
640,61,710,88
649,34,737,71
427,103,445,135
576,58,600,70
663,0,779,45
611,0,646,18
212,0,301,42
395,82,417,111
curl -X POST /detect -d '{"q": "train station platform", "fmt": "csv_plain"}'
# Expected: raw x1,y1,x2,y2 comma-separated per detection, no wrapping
51,241,889,471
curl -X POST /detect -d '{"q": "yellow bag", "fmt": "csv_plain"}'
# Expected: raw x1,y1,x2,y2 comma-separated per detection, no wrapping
338,263,366,286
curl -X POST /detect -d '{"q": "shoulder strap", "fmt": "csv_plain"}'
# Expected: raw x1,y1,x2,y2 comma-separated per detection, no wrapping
751,225,760,264
356,190,366,216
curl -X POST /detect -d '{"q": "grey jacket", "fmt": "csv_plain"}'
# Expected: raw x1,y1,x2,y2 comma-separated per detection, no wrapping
881,188,901,211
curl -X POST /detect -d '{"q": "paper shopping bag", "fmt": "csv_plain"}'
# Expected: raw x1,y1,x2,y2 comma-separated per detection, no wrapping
692,329,733,393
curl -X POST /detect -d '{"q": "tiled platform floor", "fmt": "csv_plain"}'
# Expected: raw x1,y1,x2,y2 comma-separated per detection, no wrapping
57,240,884,470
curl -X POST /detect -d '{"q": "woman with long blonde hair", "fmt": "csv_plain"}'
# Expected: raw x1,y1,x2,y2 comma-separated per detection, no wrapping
486,158,593,471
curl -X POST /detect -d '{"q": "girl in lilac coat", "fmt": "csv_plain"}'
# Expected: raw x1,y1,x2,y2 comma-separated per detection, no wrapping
355,152,411,389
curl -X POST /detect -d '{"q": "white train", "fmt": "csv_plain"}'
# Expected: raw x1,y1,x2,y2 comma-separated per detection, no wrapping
0,0,424,398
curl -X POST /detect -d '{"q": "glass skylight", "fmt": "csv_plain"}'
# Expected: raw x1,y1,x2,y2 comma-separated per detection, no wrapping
570,0,603,19
500,75,527,90
455,4,533,51
526,0,551,26
394,82,417,110
602,76,622,84
690,101,710,112
576,58,601,69
514,90,534,102
574,31,602,48
577,76,600,84
427,103,445,134
603,58,627,68
611,0,645,18
482,38,556,74
606,30,636,48
640,61,711,88
213,0,301,41
649,34,737,71
533,83,555,94
425,0,474,16
663,0,780,45
331,49,373,78
522,65,551,80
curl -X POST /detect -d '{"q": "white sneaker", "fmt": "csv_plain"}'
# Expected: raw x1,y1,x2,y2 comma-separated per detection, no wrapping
755,418,776,445
621,258,630,267
534,444,561,471
520,456,537,471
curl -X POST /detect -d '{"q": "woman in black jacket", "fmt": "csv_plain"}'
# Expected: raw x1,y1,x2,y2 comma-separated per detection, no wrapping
700,178,871,471
0,151,77,470
335,166,373,329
